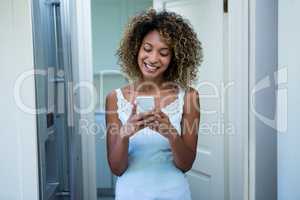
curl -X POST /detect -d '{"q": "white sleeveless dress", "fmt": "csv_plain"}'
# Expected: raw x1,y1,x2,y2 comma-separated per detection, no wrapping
114,87,192,200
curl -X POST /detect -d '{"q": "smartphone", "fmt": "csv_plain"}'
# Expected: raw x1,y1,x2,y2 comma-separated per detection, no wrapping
135,96,155,113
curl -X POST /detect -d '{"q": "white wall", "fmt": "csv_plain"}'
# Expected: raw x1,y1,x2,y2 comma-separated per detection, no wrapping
0,0,39,200
278,1,300,199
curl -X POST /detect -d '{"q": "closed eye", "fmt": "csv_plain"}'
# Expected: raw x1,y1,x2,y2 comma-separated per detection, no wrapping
160,49,170,57
144,47,152,52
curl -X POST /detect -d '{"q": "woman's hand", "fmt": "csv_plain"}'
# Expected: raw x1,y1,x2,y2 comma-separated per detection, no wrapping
120,103,155,139
148,109,178,140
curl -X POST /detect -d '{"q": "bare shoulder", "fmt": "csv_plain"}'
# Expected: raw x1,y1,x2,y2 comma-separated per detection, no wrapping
105,90,118,111
105,84,135,110
106,83,131,101
120,83,135,94
118,83,136,102
184,86,199,102
106,90,117,102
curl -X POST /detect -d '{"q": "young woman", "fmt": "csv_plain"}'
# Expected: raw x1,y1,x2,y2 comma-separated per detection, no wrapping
105,9,203,200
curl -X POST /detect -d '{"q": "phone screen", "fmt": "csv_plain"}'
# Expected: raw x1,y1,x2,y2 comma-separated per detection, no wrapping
136,96,155,113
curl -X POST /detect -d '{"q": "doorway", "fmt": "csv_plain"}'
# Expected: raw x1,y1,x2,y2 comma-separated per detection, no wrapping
32,0,77,199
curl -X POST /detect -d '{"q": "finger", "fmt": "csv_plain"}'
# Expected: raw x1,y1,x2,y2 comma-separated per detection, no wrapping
148,122,158,131
155,120,161,127
144,116,156,124
154,113,163,121
142,110,155,117
154,106,161,113
133,112,145,121
149,120,159,130
131,108,149,122
156,112,169,123
158,110,167,118
150,113,161,125
135,120,146,130
136,112,154,122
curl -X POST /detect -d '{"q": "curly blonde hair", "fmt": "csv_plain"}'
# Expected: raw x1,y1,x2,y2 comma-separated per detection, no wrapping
116,9,203,88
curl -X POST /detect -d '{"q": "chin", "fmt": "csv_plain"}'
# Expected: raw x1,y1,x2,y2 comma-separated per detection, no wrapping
140,68,163,79
141,73,160,80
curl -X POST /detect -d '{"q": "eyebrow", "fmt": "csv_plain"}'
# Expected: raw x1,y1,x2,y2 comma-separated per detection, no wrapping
144,42,169,50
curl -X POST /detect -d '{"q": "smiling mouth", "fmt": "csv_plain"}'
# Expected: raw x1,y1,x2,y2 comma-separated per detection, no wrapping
144,62,159,73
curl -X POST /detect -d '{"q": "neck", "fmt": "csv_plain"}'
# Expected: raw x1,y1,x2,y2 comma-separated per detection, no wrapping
135,78,165,92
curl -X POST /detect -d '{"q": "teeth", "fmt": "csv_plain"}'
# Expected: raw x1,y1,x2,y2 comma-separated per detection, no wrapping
145,63,158,71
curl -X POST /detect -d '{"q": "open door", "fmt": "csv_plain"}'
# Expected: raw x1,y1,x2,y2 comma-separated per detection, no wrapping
154,1,226,199
32,0,77,199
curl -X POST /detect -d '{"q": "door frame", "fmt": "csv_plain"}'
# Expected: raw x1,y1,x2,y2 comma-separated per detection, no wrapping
70,0,97,200
71,0,250,200
227,0,249,200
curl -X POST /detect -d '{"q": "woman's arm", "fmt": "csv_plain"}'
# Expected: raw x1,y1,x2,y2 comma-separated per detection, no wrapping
105,91,129,176
169,87,200,172
105,91,155,176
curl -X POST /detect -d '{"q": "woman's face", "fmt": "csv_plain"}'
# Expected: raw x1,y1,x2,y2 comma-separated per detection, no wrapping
137,30,172,81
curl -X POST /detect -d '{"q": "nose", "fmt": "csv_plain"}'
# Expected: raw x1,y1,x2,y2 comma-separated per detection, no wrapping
148,51,159,64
